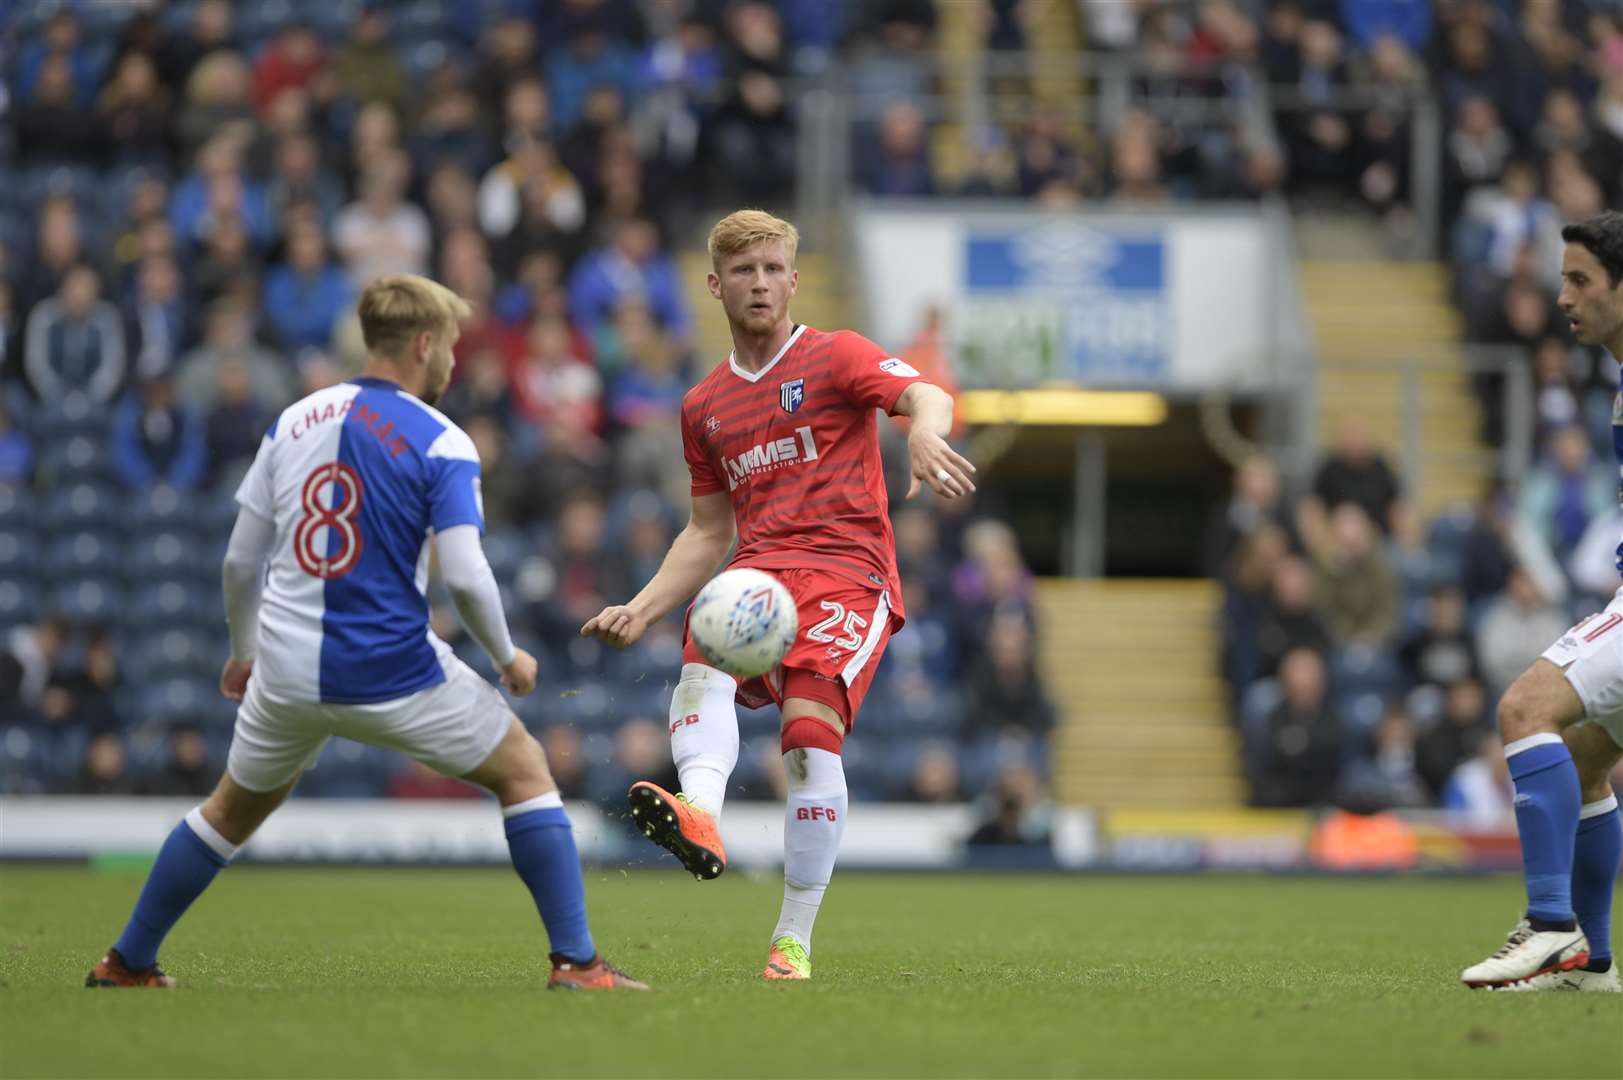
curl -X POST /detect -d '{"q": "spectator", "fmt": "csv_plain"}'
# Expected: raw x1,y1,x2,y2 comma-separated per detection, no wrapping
17,197,87,318
334,154,433,288
174,51,256,162
902,742,963,803
963,612,1057,741
1443,96,1513,226
1248,647,1343,808
546,28,640,136
96,53,171,168
389,760,482,799
529,491,629,653
1517,425,1615,563
592,718,681,813
1345,705,1429,809
38,625,121,735
109,375,208,493
266,135,344,228
263,222,355,352
1109,111,1171,205
24,266,127,406
512,313,602,431
137,727,214,797
252,24,328,115
1304,417,1404,534
14,55,102,167
124,255,187,384
462,415,545,528
348,101,405,183
176,299,295,414
1474,567,1570,697
1281,21,1356,191
1303,503,1399,647
73,733,135,796
1202,453,1295,577
0,402,33,487
859,100,936,197
1400,586,1479,689
1256,555,1332,679
538,726,589,801
474,18,541,116
16,10,103,106
333,6,405,109
169,138,276,253
1417,675,1489,799
479,138,588,246
153,0,237,94
412,85,498,183
205,358,272,488
1442,734,1515,828
567,218,690,342
1530,336,1584,444
967,764,1052,846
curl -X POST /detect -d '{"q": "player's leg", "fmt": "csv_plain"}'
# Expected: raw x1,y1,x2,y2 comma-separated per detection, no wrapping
1568,720,1623,985
766,690,849,981
626,656,738,880
1462,657,1593,986
89,689,318,987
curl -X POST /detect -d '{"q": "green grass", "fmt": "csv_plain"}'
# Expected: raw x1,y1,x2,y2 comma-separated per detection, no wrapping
2,866,1620,1078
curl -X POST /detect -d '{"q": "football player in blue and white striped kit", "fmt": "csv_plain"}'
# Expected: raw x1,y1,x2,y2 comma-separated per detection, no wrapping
86,275,646,991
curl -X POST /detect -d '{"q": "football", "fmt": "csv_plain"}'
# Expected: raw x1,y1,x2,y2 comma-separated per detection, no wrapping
689,568,798,679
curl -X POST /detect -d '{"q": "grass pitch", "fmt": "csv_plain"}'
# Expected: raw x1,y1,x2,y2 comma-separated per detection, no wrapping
2,866,1620,1078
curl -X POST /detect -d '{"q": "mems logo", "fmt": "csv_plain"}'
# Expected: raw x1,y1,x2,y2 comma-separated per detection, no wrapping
724,425,818,490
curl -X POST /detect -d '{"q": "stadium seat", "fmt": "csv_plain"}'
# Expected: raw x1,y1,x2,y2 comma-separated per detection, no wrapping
1425,512,1475,589
134,676,225,729
1336,690,1388,735
197,489,244,540
134,628,224,680
35,434,111,487
126,486,197,536
51,577,125,624
0,528,38,575
41,482,124,534
304,740,395,799
1327,644,1401,701
127,530,212,585
43,531,124,584
0,725,52,796
480,527,528,585
0,486,34,528
0,578,41,630
125,580,219,630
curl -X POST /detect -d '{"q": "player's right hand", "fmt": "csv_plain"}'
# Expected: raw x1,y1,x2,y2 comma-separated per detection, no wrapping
220,658,254,702
499,649,538,697
580,605,647,649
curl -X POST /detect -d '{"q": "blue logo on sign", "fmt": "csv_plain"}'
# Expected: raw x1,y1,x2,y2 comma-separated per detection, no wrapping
963,224,1169,383
780,378,805,413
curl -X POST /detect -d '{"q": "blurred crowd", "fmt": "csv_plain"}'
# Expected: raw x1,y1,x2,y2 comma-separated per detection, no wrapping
1217,0,1623,819
0,1,1056,821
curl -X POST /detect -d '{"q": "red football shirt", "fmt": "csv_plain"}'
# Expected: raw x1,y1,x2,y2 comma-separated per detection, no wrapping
681,324,924,621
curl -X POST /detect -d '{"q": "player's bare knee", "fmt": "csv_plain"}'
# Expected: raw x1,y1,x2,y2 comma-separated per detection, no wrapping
1495,682,1556,744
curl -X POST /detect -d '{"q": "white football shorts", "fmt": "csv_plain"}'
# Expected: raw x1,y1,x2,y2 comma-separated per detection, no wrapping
1539,587,1623,749
226,654,512,793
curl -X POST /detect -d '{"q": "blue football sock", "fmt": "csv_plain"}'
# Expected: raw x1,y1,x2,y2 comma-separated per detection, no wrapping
1506,735,1582,924
113,810,234,970
1573,797,1621,965
503,797,595,965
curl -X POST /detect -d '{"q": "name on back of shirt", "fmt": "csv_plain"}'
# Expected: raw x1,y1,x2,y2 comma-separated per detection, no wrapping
289,397,411,458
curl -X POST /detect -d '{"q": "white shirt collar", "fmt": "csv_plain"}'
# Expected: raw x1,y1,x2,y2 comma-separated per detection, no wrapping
728,324,807,383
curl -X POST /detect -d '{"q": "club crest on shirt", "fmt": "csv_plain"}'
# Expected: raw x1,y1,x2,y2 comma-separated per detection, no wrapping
705,415,721,436
780,378,805,413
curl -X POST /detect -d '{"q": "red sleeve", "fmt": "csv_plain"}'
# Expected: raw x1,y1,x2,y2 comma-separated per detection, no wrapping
831,331,925,414
682,406,725,497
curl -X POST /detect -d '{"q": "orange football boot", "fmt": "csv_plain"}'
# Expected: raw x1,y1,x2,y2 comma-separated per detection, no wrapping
626,781,726,880
85,948,176,988
546,954,650,990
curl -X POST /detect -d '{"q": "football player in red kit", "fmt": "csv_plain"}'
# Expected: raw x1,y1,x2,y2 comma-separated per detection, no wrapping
582,209,973,979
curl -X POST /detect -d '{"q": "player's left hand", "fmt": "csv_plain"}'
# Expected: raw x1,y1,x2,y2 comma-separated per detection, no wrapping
220,658,254,702
906,430,976,500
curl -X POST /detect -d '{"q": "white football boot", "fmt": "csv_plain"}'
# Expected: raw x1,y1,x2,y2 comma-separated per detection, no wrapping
1461,918,1589,989
1489,959,1620,993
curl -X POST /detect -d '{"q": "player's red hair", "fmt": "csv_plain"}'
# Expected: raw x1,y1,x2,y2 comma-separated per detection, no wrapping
707,209,800,269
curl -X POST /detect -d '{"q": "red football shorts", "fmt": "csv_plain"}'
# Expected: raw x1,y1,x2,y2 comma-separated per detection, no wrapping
682,567,898,730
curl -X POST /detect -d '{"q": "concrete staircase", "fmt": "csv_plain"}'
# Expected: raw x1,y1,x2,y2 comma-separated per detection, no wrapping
679,250,852,370
1038,578,1244,809
1298,261,1495,518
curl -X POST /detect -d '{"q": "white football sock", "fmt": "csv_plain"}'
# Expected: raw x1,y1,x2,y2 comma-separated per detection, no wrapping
668,663,740,818
773,745,847,953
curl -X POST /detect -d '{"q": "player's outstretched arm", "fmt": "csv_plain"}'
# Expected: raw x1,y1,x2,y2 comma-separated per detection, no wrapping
582,491,736,648
895,383,976,500
219,507,276,702
436,525,535,696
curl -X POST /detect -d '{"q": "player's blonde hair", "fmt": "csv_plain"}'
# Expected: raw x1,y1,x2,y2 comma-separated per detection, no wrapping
707,209,799,269
356,275,471,358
